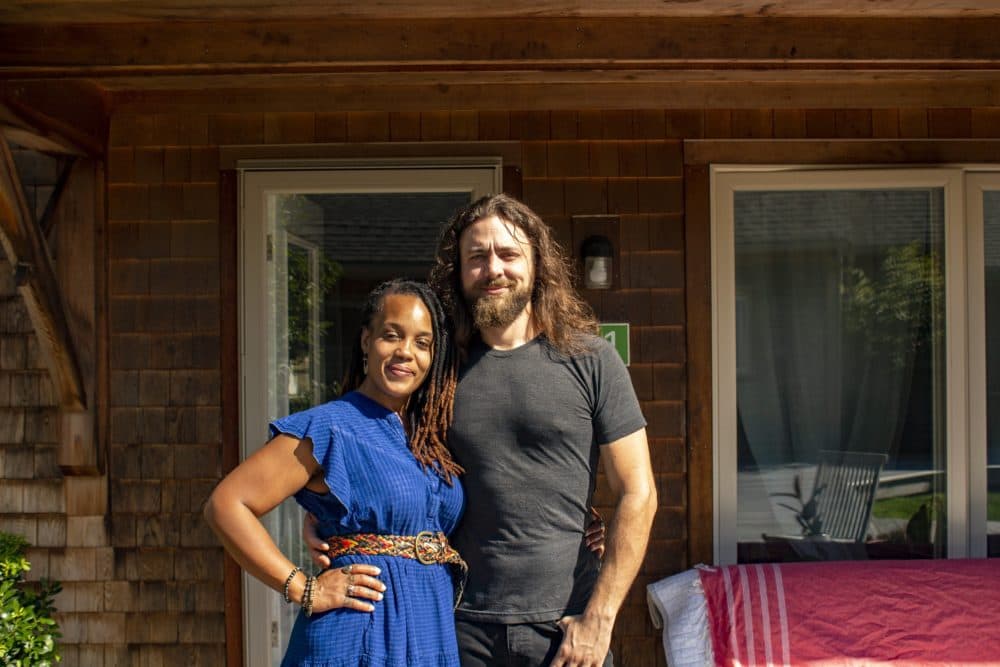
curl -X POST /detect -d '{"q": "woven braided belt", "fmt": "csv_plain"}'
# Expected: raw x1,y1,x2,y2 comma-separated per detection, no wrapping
327,531,468,608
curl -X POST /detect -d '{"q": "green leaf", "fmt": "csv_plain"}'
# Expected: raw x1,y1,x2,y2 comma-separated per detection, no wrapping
0,532,61,663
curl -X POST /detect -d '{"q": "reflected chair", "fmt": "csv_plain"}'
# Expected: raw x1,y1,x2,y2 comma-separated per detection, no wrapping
763,450,888,559
811,450,888,542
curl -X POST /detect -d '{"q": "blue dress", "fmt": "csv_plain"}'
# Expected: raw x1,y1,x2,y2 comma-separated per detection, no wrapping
271,391,466,667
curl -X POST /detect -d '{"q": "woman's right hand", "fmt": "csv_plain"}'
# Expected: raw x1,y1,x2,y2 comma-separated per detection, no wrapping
311,563,386,614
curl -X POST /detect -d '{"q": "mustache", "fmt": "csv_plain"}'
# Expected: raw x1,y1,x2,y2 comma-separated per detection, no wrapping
478,279,516,289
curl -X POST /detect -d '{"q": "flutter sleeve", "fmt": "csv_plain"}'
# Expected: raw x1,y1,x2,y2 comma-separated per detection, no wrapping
268,405,352,521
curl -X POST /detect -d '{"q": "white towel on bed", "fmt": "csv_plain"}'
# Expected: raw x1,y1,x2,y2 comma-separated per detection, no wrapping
647,567,715,667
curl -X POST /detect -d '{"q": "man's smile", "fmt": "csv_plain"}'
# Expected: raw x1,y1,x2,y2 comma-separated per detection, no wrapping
478,280,514,295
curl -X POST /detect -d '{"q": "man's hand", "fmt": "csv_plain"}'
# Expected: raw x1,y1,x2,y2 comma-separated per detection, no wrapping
585,507,606,559
554,428,655,667
550,613,613,667
303,512,331,569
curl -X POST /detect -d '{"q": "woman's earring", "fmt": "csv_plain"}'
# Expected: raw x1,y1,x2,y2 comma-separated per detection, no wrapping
363,354,368,375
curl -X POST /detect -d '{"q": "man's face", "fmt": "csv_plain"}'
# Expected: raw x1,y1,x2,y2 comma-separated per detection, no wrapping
458,215,535,330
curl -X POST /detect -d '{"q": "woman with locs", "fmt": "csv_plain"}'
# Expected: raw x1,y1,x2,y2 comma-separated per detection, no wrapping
205,278,468,666
206,277,606,666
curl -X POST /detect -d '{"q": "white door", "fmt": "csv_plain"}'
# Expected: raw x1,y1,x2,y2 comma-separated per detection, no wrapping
239,161,500,665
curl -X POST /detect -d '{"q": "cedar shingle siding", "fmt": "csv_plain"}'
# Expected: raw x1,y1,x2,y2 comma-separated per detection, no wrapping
4,104,999,664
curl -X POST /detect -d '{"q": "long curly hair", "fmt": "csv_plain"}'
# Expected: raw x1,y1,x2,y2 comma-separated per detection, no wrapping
429,193,598,354
341,279,462,483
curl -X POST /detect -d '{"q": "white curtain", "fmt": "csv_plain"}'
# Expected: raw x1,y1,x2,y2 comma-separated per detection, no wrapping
734,190,941,541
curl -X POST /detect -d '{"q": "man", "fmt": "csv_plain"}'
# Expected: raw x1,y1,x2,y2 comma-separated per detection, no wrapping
310,194,656,666
427,194,656,667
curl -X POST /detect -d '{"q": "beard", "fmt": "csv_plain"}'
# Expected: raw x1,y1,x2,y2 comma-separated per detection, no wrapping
467,280,532,329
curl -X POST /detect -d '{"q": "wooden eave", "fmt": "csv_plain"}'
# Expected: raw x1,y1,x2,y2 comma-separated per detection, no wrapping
4,16,1000,73
2,0,1000,22
92,70,1000,113
0,14,999,114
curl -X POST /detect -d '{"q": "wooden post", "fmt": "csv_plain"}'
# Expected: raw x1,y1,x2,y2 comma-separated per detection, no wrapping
0,138,87,409
59,409,98,475
0,138,99,474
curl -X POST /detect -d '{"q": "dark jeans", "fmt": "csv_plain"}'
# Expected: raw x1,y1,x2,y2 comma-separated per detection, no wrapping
456,618,613,667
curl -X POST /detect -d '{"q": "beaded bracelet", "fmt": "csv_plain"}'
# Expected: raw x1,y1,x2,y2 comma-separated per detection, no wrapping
282,566,301,604
303,575,317,617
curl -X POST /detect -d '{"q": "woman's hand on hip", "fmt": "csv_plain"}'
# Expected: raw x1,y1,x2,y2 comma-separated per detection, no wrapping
312,563,386,613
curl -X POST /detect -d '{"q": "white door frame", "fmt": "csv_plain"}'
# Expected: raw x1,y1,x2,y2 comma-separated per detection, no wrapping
237,158,501,665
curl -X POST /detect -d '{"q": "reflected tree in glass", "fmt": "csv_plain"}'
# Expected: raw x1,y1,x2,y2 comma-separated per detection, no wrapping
286,243,343,413
734,188,948,562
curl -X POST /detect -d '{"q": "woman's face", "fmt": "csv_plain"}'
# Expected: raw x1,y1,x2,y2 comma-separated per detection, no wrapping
358,293,434,411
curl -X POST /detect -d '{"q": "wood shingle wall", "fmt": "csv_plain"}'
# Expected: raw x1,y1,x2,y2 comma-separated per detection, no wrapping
2,103,999,665
104,121,225,665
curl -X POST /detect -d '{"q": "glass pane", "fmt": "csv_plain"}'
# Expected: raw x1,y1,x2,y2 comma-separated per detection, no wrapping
265,191,470,660
984,190,1000,558
734,188,947,563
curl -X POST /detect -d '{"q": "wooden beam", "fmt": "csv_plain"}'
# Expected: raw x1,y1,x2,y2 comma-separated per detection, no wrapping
104,69,1000,113
0,81,108,157
2,102,84,154
684,162,714,567
39,156,76,236
2,17,1000,73
1,1,1000,24
684,139,1000,165
1,118,85,155
218,140,522,170
219,168,243,667
60,409,97,475
53,158,101,475
0,138,87,412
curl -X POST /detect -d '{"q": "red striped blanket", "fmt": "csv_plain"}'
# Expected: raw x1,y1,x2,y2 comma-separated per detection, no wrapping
699,559,1000,666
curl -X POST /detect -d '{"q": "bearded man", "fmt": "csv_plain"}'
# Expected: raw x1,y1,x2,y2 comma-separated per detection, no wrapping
428,194,656,667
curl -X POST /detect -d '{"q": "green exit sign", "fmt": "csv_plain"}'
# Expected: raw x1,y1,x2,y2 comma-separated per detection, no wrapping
599,323,630,366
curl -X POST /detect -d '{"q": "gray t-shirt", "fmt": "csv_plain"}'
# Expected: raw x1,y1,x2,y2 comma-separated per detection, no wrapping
449,334,646,623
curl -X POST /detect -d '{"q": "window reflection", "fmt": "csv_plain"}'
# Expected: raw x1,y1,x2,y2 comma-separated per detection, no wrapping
734,189,947,562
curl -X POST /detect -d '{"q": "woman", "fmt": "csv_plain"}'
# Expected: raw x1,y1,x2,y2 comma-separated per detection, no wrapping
204,278,466,667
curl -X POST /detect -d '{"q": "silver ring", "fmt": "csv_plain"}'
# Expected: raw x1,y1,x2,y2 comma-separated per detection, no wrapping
342,564,353,574
346,585,354,597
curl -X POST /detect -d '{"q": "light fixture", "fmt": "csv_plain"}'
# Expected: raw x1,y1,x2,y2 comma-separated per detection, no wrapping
581,235,614,290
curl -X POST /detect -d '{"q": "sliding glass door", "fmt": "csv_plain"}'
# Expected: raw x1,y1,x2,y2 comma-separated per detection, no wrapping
968,173,1000,558
712,167,1000,564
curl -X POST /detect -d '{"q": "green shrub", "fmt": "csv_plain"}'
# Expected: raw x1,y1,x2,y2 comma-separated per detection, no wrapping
0,532,61,666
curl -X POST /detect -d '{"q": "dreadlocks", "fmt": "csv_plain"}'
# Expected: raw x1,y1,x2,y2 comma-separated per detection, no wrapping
341,279,463,483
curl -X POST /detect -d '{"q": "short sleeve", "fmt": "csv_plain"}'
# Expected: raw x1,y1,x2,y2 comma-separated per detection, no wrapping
269,405,352,520
591,338,647,445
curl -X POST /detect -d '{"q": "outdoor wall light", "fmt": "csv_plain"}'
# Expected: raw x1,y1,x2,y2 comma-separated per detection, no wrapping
581,235,614,290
